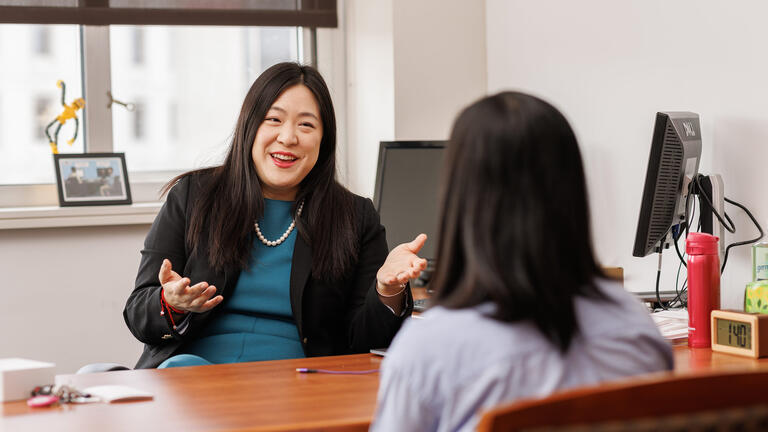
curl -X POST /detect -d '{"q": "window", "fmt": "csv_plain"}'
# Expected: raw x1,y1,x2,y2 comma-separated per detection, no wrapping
0,1,338,208
0,23,301,188
0,24,83,186
110,25,300,174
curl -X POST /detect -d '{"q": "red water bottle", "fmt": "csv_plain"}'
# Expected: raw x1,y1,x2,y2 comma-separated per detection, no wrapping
686,232,721,348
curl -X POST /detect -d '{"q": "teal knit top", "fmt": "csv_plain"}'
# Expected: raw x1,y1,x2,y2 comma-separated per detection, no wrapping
181,198,305,363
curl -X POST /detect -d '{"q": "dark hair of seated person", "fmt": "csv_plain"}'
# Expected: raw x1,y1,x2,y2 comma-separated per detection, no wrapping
430,91,613,353
163,62,356,280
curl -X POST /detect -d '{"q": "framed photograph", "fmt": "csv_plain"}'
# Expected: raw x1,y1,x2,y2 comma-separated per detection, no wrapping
53,153,132,207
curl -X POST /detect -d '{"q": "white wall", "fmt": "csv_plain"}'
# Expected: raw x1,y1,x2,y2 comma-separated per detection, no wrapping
317,4,350,187
344,0,487,197
486,0,768,308
344,0,396,195
392,0,487,140
0,225,145,374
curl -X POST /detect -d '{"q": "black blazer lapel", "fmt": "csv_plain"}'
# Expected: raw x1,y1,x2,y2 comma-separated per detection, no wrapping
290,234,312,337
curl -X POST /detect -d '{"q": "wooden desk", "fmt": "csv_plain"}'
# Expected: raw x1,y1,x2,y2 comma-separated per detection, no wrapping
673,342,768,374
411,286,429,301
1,354,382,432
3,346,768,431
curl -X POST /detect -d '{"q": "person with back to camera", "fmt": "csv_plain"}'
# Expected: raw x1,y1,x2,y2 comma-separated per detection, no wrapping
123,62,427,369
371,91,674,431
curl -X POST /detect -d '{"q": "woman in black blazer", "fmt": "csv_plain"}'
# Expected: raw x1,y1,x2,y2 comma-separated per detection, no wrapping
124,63,426,369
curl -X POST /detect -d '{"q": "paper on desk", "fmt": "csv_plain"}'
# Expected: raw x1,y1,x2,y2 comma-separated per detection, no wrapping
82,385,153,403
650,309,689,340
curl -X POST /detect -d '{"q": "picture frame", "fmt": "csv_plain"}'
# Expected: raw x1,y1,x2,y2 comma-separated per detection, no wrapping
53,153,132,207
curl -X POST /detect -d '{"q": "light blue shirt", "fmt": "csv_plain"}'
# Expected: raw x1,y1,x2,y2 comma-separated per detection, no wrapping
371,279,673,432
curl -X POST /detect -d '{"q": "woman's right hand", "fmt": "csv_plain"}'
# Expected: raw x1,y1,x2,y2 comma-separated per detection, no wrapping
159,259,223,313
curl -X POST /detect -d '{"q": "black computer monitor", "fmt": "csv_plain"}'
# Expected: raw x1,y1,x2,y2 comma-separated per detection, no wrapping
372,141,445,263
633,112,702,257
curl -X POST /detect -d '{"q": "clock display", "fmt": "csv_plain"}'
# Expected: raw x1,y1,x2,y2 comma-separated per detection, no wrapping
715,318,751,349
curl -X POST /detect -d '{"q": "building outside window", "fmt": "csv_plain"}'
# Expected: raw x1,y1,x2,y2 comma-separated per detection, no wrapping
110,25,299,173
132,101,144,141
132,27,144,65
34,96,52,140
34,26,50,56
0,24,83,185
260,27,295,69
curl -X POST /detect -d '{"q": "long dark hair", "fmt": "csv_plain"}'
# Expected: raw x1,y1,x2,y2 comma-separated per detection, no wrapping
164,62,356,280
430,91,608,352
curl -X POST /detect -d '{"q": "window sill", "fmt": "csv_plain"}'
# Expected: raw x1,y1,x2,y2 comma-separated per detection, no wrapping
0,202,162,230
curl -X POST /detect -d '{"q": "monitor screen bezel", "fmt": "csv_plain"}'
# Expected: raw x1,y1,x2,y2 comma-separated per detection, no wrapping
372,140,447,213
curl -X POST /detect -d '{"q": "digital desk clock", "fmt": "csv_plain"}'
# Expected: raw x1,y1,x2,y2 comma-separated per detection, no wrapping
710,310,768,358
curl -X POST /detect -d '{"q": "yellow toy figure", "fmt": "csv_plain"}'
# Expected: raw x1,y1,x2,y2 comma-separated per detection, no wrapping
45,80,85,154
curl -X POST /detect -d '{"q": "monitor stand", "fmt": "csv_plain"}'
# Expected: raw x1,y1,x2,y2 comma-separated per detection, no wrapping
412,260,435,291
693,173,725,263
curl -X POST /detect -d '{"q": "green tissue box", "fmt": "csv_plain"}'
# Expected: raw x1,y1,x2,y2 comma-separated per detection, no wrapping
745,281,768,313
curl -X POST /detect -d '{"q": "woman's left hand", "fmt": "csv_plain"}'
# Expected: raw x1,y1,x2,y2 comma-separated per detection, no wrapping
376,233,428,295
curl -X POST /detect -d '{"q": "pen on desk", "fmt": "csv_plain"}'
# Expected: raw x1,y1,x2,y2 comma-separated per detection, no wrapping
296,368,379,374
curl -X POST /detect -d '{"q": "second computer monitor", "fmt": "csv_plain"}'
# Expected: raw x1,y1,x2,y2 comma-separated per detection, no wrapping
632,112,702,257
372,141,445,262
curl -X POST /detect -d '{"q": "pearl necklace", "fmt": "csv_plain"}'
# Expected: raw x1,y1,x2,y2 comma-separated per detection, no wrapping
254,200,304,247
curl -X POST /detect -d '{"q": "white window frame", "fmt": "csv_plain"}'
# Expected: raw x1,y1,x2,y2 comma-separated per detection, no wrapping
0,25,321,216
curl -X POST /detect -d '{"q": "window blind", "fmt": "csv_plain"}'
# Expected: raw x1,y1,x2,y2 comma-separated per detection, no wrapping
0,0,337,27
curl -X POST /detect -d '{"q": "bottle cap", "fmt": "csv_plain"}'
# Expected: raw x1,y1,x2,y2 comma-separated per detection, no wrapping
686,232,719,255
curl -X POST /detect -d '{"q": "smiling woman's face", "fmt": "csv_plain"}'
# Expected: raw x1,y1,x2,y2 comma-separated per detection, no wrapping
251,84,323,201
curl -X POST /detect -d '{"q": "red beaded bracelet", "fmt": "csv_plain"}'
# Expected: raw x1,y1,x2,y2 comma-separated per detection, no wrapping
159,288,186,330
161,288,187,314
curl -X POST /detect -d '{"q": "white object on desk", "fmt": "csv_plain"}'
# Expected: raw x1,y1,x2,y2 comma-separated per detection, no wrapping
81,385,153,403
651,309,689,340
0,358,55,402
